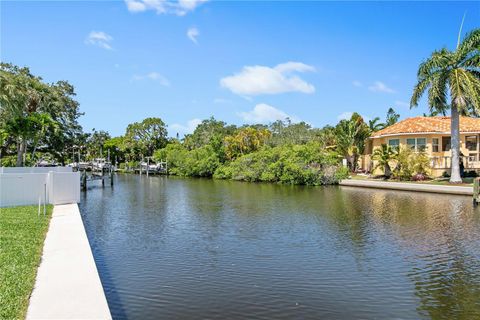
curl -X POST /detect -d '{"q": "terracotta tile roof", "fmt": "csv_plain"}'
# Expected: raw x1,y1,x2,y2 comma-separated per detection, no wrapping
372,116,480,138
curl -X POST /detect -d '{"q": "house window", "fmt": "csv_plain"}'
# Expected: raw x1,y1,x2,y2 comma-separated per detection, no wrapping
466,135,478,151
442,137,451,151
432,138,439,152
417,138,426,152
406,138,427,152
388,139,400,150
407,138,416,150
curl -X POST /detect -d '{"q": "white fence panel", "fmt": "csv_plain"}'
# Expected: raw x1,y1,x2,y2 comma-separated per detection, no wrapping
0,173,48,207
0,168,80,207
48,172,80,205
0,167,72,174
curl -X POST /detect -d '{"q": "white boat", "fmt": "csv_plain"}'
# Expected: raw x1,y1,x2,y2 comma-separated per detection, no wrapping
140,162,158,172
91,158,112,171
67,162,90,170
35,159,57,167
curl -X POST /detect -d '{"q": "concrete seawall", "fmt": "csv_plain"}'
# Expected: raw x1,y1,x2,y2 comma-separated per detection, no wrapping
27,204,111,319
340,179,473,196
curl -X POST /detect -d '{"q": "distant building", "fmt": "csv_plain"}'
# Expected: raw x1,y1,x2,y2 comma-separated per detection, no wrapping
362,116,480,177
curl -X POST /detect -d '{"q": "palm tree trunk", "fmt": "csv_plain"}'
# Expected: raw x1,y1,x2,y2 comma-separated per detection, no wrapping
450,105,462,183
384,163,391,178
16,139,24,167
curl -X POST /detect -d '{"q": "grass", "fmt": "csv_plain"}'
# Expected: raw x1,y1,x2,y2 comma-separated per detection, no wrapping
0,205,52,320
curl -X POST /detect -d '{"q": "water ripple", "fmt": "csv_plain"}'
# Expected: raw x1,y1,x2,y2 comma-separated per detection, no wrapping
79,176,480,320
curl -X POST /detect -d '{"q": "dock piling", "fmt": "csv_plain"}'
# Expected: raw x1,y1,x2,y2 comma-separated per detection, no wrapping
474,178,479,207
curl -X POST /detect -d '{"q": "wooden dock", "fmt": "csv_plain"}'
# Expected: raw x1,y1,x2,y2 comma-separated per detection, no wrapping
80,165,114,191
135,158,168,176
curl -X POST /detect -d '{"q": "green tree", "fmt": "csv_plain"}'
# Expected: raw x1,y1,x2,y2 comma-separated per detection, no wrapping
153,142,188,175
125,117,168,158
335,113,370,171
0,63,82,166
368,117,385,132
411,27,480,183
224,127,271,160
183,117,236,161
103,136,126,164
423,109,445,117
385,107,400,127
316,125,337,149
85,130,111,159
372,144,397,178
268,119,316,146
183,117,236,148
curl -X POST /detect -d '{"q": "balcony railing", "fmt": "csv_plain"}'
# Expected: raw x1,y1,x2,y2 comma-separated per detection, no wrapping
430,156,480,169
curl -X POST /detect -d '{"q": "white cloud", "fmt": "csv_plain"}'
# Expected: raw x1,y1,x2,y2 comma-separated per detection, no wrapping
220,62,316,96
368,81,395,93
274,62,316,73
178,0,206,12
132,72,170,86
352,80,362,87
124,0,207,15
85,31,113,50
238,103,299,124
170,118,202,136
187,27,199,44
395,100,410,108
337,112,354,121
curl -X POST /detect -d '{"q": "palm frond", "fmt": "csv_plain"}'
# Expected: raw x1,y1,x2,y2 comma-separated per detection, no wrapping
459,69,480,113
411,77,431,108
417,49,452,80
427,72,449,111
458,28,480,56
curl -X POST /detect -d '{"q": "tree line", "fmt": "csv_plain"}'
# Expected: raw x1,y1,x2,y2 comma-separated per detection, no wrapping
1,27,478,184
0,61,404,185
0,60,398,186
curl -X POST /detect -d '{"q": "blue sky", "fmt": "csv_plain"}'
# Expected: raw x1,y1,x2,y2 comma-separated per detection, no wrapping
2,1,479,137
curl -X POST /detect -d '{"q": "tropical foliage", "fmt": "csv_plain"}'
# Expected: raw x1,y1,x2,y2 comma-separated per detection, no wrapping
224,127,271,160
411,27,480,183
391,147,431,181
0,63,83,166
368,107,400,132
335,112,370,171
151,118,353,185
372,144,397,178
214,142,348,185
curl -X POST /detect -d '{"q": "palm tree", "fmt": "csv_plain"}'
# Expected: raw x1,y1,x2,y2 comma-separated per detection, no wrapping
368,117,384,132
385,107,400,126
411,26,480,183
336,113,370,171
372,144,397,178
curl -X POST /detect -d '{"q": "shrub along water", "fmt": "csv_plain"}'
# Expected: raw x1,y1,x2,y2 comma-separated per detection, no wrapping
154,139,349,185
214,143,348,185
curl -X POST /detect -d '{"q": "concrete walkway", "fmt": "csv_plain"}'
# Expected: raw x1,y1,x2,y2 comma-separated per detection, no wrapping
27,204,111,320
340,179,473,196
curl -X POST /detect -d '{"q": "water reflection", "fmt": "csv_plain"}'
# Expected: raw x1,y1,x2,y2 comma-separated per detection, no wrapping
340,187,480,319
79,175,480,319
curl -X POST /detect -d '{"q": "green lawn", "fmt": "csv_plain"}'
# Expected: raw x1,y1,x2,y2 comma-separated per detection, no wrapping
0,205,52,320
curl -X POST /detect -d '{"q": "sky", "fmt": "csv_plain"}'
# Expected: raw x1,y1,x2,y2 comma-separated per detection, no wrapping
2,1,479,137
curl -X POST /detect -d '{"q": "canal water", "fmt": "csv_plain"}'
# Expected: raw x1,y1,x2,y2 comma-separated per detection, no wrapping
79,174,480,319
